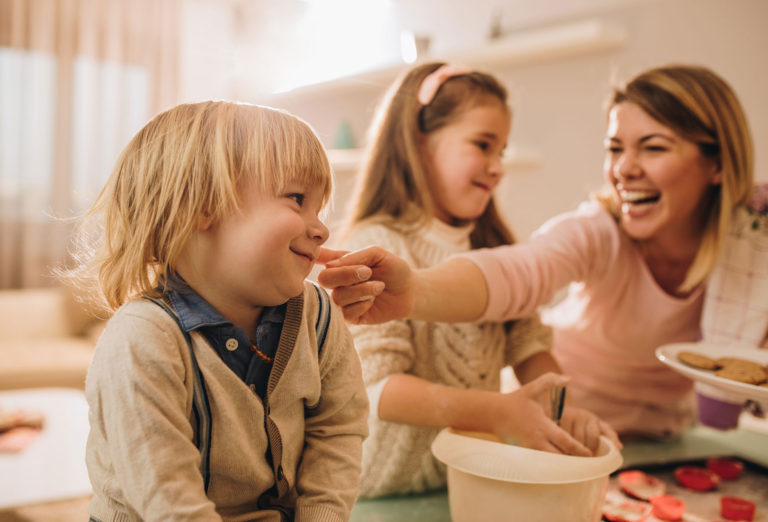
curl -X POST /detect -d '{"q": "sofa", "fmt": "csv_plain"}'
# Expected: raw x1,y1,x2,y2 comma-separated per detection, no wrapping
0,286,103,390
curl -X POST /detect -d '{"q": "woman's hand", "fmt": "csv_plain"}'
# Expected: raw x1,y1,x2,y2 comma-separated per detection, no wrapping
559,405,622,454
317,246,415,324
318,247,489,324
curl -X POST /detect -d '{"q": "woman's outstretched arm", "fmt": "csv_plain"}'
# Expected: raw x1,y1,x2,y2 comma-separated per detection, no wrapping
317,246,488,324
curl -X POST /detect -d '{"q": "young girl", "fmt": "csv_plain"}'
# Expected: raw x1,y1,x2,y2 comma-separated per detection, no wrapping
335,62,617,498
64,102,368,521
319,64,754,441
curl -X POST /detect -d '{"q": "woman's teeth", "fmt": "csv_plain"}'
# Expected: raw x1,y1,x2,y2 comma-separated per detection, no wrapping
621,190,660,206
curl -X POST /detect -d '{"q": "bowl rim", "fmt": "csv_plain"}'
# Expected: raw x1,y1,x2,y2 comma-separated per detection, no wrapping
431,428,623,484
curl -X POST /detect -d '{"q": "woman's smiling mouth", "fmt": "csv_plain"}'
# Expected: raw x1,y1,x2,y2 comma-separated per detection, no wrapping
619,189,661,212
620,189,661,205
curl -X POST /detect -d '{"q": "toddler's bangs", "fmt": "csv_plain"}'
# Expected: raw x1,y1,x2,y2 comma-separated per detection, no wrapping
247,112,333,206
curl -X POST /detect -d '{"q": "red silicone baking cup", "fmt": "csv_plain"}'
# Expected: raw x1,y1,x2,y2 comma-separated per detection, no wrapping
721,496,755,521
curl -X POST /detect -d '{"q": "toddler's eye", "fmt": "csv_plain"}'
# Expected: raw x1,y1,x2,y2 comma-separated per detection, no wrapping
286,193,304,205
475,141,490,151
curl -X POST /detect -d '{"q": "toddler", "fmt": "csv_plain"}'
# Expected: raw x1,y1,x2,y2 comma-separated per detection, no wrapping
64,101,368,521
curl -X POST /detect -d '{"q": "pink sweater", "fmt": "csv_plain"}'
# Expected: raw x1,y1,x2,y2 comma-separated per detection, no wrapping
463,201,702,438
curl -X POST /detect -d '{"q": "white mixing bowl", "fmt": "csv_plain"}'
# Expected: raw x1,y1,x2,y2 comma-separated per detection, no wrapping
431,429,623,522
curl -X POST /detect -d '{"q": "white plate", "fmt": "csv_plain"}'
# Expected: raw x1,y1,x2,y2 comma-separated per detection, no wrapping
656,342,768,403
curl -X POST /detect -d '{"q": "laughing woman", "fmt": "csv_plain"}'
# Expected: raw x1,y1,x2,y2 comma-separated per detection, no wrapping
318,64,755,440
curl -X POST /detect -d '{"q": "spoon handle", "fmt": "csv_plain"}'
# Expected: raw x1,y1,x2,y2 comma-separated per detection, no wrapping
550,386,566,426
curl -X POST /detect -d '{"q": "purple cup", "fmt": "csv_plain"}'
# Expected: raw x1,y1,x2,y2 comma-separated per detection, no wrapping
696,388,745,430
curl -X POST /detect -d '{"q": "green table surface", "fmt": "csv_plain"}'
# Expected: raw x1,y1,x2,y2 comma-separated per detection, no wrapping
349,425,768,521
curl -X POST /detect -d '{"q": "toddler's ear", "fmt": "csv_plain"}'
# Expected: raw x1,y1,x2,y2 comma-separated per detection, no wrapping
196,213,213,230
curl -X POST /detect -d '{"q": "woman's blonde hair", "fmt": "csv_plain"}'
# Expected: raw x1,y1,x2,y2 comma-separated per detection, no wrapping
341,61,515,248
64,101,331,312
595,64,754,292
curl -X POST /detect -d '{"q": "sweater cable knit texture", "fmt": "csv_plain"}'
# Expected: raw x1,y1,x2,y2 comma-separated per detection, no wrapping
339,219,551,498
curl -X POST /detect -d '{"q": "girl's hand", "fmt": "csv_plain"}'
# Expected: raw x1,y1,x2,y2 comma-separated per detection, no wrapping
317,246,415,324
559,405,622,454
494,373,592,457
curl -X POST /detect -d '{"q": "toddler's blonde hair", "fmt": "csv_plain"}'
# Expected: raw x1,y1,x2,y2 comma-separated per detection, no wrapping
65,101,331,312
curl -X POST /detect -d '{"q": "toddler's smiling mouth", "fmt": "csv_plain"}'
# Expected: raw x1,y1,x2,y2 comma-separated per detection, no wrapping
290,248,314,263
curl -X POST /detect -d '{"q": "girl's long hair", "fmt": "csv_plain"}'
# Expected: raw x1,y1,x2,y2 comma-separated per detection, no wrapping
341,62,515,248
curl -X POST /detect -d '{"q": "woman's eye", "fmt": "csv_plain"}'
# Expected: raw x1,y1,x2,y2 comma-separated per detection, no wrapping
607,146,622,154
645,145,667,152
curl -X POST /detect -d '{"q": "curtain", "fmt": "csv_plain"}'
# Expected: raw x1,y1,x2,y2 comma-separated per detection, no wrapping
0,0,181,288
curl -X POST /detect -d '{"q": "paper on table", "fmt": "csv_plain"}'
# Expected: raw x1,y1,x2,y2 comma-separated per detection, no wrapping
701,197,768,347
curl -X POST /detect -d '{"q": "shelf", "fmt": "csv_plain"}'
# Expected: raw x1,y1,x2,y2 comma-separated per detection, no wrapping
272,18,626,100
326,149,365,172
451,17,626,70
327,145,541,174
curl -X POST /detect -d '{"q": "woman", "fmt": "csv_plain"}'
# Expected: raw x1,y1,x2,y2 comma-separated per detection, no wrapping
318,64,754,439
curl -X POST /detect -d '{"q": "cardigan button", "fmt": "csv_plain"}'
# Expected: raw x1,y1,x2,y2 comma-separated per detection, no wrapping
225,338,238,351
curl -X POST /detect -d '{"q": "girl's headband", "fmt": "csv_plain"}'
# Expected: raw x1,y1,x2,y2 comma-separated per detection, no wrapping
417,64,473,106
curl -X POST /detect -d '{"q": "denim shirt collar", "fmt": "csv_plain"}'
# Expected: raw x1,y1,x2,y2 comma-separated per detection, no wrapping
167,287,230,332
163,282,284,332
161,280,287,396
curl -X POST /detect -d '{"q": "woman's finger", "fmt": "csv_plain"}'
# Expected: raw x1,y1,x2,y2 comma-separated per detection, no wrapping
323,245,391,268
328,281,384,308
339,299,375,323
317,265,372,288
316,247,349,264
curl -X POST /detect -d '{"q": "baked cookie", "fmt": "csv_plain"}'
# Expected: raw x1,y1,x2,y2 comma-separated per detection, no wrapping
677,351,720,371
715,362,767,385
715,357,763,371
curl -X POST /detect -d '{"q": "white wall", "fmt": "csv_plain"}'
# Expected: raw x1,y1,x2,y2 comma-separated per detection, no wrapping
180,0,768,240
488,0,768,239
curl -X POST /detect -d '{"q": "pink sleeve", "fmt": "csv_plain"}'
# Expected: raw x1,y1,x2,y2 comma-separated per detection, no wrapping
456,201,618,321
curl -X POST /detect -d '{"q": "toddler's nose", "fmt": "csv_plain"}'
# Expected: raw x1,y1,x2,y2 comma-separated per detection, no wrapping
309,218,329,244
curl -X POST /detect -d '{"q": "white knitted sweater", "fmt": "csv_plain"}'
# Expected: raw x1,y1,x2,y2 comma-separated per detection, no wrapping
338,218,552,498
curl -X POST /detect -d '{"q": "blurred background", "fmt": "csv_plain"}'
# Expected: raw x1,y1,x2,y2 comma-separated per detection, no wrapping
1,0,767,290
0,1,766,517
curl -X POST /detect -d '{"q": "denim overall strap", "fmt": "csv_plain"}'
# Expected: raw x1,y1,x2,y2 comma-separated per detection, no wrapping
143,297,212,493
311,282,330,356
